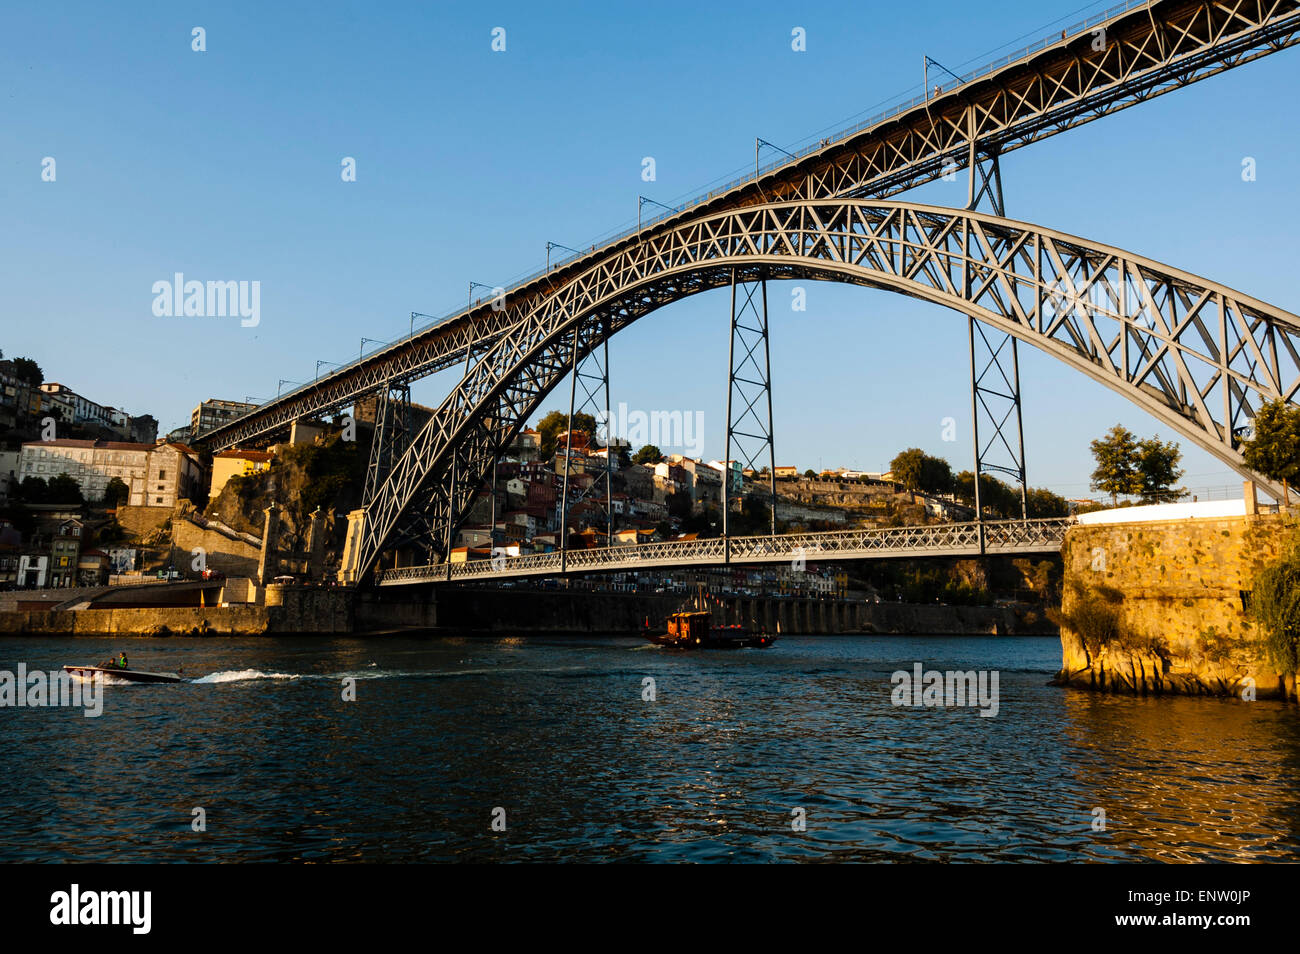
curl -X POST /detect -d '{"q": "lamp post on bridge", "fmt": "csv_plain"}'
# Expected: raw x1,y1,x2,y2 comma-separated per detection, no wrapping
546,241,581,272
922,55,963,100
754,137,796,183
409,311,439,338
468,281,495,310
277,379,303,397
638,195,678,232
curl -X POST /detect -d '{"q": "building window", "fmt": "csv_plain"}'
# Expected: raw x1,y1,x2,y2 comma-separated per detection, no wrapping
158,469,166,479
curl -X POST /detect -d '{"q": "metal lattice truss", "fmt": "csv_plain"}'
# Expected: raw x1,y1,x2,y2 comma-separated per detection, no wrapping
362,383,412,503
375,518,1072,586
774,0,1300,205
342,199,1300,582
724,271,777,535
562,325,614,536
202,0,1300,453
969,318,1029,512
964,150,1029,520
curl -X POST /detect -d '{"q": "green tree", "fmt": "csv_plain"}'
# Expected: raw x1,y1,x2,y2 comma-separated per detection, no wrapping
1026,487,1069,518
1242,399,1300,504
103,476,130,507
536,410,598,458
633,444,663,466
889,448,953,495
18,475,48,503
1135,436,1183,503
1089,425,1142,506
47,472,84,504
954,470,1017,517
11,356,43,387
1090,424,1184,505
1247,547,1300,673
803,468,816,478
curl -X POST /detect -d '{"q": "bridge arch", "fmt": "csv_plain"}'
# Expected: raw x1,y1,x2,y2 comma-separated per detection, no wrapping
344,199,1300,580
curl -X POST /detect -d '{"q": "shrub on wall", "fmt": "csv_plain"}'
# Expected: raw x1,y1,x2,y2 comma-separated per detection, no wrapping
1049,582,1124,659
1247,549,1300,673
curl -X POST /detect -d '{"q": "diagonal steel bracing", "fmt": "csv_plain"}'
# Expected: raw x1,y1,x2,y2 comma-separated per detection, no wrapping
965,148,1030,530
723,270,778,545
339,199,1300,583
559,319,614,571
362,383,412,504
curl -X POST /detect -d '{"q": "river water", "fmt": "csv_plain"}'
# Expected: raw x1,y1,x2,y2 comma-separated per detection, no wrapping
2,634,1297,862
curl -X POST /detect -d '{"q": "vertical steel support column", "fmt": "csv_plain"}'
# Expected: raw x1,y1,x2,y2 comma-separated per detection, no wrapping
444,453,456,581
722,271,737,565
966,141,1029,526
968,317,985,555
724,266,777,554
558,316,615,569
442,322,481,579
363,381,412,506
362,381,417,573
762,278,776,537
1010,337,1029,519
489,456,499,548
559,327,580,575
602,325,613,541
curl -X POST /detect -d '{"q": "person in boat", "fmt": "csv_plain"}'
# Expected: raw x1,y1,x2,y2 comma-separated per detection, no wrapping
118,652,128,670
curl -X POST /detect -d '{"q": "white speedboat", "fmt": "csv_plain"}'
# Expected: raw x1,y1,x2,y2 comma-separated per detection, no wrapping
63,666,183,684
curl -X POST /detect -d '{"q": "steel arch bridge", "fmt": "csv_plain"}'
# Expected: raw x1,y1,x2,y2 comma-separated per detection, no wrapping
339,199,1300,583
201,0,1300,453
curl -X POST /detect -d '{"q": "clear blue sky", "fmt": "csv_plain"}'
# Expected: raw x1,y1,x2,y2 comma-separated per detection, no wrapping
3,0,1298,500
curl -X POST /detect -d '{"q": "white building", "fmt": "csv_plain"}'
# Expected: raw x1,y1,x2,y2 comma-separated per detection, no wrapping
18,439,204,507
39,382,117,429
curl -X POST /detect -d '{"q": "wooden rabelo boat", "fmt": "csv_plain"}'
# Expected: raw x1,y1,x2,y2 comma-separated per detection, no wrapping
644,610,776,649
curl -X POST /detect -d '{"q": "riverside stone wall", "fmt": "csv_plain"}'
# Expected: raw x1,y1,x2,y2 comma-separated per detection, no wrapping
1053,513,1298,700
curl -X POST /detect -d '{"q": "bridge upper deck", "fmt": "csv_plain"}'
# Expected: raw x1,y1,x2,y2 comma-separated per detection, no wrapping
201,0,1300,452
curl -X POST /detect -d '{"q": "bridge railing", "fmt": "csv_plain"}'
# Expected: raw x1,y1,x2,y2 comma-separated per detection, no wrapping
373,518,1073,585
240,1,1153,419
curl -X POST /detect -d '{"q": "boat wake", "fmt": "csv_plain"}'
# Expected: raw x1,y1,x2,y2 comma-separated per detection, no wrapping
191,668,420,684
188,665,593,684
190,669,305,684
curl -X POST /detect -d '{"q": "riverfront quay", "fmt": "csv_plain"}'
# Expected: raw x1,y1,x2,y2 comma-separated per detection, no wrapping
0,585,1055,638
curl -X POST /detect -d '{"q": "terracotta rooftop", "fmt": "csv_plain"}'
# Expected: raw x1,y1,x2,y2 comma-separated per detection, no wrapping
214,449,273,462
22,438,153,452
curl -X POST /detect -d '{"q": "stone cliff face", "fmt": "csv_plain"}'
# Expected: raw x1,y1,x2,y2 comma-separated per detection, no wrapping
206,436,364,564
1053,514,1298,700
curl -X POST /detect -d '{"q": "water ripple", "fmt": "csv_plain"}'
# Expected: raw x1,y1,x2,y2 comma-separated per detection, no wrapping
1,634,1297,862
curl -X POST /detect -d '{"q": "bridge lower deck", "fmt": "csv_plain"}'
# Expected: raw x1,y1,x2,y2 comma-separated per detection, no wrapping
375,518,1070,585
